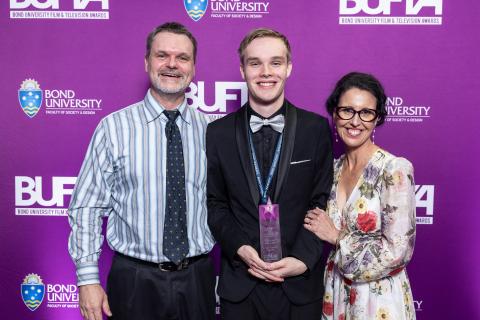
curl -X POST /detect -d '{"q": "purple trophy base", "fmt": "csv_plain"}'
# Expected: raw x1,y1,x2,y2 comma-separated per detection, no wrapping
259,202,282,262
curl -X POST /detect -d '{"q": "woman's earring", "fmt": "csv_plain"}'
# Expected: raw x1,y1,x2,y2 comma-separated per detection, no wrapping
334,125,339,143
372,119,378,144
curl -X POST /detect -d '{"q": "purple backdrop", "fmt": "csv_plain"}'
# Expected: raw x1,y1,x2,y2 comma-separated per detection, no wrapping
1,0,479,318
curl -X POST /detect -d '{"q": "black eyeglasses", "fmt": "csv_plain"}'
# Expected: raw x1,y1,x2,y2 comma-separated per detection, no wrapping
335,106,378,122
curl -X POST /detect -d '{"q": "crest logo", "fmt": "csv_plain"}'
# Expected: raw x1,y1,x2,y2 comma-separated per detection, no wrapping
184,0,208,21
19,79,43,118
21,274,45,311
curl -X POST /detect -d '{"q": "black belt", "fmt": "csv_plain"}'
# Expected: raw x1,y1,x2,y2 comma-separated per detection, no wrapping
115,252,208,272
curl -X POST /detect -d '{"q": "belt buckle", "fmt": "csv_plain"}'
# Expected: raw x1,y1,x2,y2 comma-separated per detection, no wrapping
158,262,175,272
158,259,189,272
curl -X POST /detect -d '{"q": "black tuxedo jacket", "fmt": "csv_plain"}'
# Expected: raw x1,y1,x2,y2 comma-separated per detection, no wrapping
206,101,333,304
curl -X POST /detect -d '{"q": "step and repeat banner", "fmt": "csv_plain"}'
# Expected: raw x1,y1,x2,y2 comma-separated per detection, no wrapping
1,0,478,319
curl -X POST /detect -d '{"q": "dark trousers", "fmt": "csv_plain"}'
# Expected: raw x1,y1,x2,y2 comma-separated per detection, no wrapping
220,282,322,320
107,253,216,320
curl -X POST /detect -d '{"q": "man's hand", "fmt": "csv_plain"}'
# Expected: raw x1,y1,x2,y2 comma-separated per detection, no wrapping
237,245,284,282
265,257,308,278
79,284,112,320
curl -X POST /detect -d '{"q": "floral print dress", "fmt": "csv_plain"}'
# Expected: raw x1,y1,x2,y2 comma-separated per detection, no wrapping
322,149,416,320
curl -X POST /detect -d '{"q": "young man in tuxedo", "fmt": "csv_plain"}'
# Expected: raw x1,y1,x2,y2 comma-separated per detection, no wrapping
206,28,333,319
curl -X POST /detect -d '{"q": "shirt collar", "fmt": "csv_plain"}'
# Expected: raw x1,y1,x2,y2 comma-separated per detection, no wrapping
143,89,190,125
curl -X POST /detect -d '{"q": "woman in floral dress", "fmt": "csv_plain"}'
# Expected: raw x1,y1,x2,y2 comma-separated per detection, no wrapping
304,72,416,320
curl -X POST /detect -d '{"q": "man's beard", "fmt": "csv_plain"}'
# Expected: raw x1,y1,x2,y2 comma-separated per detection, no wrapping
151,71,189,95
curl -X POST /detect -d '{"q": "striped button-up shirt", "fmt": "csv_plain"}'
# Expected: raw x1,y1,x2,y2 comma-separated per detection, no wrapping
68,90,215,286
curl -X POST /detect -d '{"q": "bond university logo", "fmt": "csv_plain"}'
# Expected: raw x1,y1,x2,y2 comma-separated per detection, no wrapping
19,79,43,118
210,0,270,19
386,96,431,123
20,273,79,310
17,77,103,117
21,274,45,311
184,0,208,21
183,0,270,20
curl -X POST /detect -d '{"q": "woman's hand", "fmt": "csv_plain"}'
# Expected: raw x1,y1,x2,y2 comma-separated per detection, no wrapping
304,207,341,245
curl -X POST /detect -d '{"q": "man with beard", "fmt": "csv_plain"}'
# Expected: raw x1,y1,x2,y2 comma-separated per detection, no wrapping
68,22,216,320
207,28,333,319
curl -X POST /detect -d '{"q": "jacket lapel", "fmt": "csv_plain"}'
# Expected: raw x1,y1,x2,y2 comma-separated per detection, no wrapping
235,105,260,206
274,101,296,202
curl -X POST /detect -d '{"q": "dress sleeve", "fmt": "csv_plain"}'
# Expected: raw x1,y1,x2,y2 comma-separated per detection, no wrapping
334,157,416,282
67,119,114,286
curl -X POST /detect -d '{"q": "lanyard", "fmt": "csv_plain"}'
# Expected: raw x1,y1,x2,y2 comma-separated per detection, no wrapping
248,130,283,204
